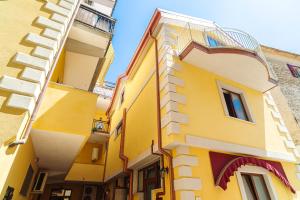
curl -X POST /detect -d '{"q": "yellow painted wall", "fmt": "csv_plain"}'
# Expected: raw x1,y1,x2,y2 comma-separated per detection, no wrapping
51,47,66,83
97,44,114,85
105,43,158,180
0,0,63,142
173,147,300,200
124,75,157,161
0,137,38,200
165,58,291,155
105,135,123,180
33,82,98,137
74,142,105,165
66,142,106,182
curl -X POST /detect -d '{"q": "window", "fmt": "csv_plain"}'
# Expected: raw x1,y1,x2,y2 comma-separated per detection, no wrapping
50,188,72,200
207,36,223,47
241,173,271,200
4,186,14,200
222,89,249,121
20,164,34,196
120,90,125,105
287,64,300,78
137,161,161,198
115,121,123,138
217,81,253,122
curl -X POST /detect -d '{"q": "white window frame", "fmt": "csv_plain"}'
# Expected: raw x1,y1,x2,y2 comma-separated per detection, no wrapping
236,165,278,200
216,80,255,123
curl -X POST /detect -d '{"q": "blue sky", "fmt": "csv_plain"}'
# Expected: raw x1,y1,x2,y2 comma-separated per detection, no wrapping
105,0,300,82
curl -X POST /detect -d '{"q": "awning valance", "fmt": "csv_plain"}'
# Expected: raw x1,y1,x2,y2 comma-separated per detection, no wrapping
209,151,295,193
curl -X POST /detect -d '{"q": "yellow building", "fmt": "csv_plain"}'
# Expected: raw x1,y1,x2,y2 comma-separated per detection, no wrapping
103,9,300,200
0,0,116,199
1,2,300,200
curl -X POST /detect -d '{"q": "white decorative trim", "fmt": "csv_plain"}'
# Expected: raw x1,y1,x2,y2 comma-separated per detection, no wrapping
174,178,201,191
165,101,178,113
236,165,278,200
45,2,71,17
161,111,188,128
162,83,177,95
58,0,74,11
159,58,181,76
6,94,35,115
176,146,190,155
51,13,69,26
14,52,50,73
185,135,297,162
25,33,58,51
32,46,54,64
65,0,76,3
178,166,192,177
284,138,296,149
0,76,40,100
180,191,195,200
277,123,288,134
42,28,62,41
166,122,180,135
173,155,198,167
160,75,184,91
127,145,160,169
36,16,65,33
160,92,186,109
20,67,46,87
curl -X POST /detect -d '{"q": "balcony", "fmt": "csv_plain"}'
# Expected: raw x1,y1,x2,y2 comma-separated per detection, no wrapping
89,119,110,143
67,3,116,56
177,23,277,92
75,4,116,35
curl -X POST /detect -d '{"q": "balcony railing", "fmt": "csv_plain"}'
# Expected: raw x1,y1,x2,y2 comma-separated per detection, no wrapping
177,23,267,63
75,4,116,34
92,119,109,133
93,81,115,99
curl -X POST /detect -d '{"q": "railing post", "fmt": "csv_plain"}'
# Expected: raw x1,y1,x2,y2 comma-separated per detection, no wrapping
187,22,193,41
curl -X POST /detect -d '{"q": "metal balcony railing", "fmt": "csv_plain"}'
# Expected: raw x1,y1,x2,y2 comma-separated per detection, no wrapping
92,119,109,133
177,23,266,62
75,4,116,34
93,81,115,99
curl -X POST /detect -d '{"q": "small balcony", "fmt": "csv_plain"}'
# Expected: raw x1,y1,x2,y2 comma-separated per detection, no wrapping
92,119,109,133
75,4,116,35
67,4,116,56
89,119,110,143
177,23,277,92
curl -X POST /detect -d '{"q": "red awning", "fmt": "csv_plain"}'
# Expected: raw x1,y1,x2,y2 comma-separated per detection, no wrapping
209,152,295,193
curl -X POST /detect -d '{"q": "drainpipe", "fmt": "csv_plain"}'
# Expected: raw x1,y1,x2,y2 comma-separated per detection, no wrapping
119,108,133,200
150,32,175,200
8,0,82,147
150,140,166,200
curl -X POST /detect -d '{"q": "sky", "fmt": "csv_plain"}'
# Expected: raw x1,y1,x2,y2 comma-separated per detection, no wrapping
105,0,300,82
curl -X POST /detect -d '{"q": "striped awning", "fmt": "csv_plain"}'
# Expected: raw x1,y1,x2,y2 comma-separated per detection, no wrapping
209,151,295,193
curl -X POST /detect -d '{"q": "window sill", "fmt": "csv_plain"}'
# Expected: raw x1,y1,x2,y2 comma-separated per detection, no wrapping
225,115,256,125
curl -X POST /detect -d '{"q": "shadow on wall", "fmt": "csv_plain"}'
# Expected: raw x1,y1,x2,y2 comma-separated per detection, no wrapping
32,82,98,136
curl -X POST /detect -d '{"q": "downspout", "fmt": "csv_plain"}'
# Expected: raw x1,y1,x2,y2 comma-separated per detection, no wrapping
9,0,82,147
119,108,133,200
150,32,175,200
151,140,166,200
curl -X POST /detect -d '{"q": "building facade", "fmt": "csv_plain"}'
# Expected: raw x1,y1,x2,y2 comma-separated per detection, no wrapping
104,9,300,200
1,3,300,200
0,0,116,199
